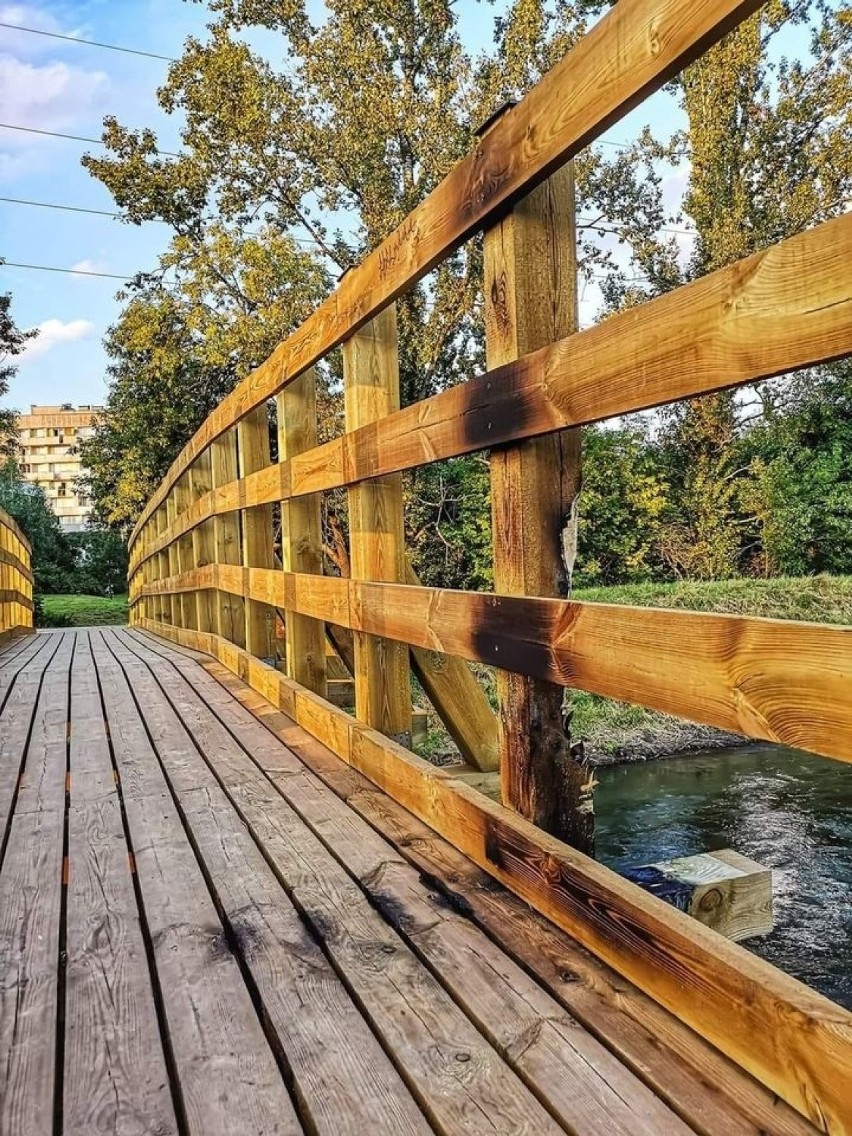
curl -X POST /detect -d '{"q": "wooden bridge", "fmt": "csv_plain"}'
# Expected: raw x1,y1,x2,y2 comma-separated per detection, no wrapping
3,0,852,1132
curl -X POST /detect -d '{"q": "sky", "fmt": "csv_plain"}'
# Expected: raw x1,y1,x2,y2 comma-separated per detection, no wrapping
0,0,690,415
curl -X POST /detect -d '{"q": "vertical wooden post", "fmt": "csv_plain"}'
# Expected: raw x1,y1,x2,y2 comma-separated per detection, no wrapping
277,369,327,695
483,162,593,851
343,305,410,744
237,407,276,660
189,449,215,634
174,473,196,630
165,489,181,628
211,428,246,648
154,506,171,625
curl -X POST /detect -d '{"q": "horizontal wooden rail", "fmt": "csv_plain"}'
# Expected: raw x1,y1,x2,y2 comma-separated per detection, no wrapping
130,0,763,544
129,214,852,575
0,505,34,642
135,617,852,1135
134,565,852,765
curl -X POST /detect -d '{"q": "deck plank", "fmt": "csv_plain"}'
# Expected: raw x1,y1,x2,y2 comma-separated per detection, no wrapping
146,630,818,1136
63,632,178,1136
110,630,590,1136
0,632,73,1136
121,629,695,1136
97,631,432,1136
90,632,303,1136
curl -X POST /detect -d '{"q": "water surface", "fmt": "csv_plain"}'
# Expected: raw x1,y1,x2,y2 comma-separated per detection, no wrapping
594,746,852,1008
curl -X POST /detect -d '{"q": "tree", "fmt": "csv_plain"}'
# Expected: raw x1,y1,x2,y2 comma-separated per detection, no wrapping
574,424,668,587
657,3,852,578
739,362,852,576
0,275,37,452
0,460,76,594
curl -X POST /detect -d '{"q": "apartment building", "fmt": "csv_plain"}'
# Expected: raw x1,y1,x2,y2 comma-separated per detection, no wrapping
16,404,103,532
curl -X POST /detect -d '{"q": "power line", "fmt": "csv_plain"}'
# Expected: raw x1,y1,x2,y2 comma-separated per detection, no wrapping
0,260,137,280
0,122,180,157
0,195,127,219
0,20,174,61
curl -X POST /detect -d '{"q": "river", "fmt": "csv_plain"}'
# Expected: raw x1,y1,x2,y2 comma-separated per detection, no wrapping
594,745,852,1009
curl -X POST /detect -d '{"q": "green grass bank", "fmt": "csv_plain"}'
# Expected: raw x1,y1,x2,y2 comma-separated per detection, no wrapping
40,593,129,627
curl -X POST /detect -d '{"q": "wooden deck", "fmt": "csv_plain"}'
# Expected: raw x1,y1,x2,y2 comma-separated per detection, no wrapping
0,628,819,1136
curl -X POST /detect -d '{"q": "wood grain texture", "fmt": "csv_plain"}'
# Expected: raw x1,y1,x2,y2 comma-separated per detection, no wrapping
210,674,813,1136
114,638,566,1136
135,619,852,1132
343,306,410,741
129,213,852,585
130,0,764,543
0,633,72,1136
277,369,327,695
152,653,692,1136
90,632,302,1136
136,570,852,765
485,163,592,846
64,632,177,1135
103,632,432,1136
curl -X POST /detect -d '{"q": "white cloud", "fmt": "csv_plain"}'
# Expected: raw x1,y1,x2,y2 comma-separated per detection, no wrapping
0,6,87,59
0,54,108,138
69,258,107,276
19,317,95,361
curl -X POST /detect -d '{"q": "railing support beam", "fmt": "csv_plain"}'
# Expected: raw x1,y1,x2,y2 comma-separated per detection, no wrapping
484,162,594,852
343,305,410,745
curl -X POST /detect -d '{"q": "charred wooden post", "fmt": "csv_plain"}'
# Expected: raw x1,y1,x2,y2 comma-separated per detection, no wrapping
483,160,594,852
342,305,411,745
238,406,277,661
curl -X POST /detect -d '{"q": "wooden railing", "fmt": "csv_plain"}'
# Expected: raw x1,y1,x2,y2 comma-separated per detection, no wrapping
0,506,33,643
128,1,852,1130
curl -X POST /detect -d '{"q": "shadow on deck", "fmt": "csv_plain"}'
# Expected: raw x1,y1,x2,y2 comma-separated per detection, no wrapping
0,628,817,1135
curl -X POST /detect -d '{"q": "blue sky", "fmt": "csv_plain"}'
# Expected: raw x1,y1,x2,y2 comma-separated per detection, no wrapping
0,0,689,414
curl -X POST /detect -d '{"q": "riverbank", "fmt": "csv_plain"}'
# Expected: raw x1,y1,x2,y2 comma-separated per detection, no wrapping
39,593,129,627
415,574,851,765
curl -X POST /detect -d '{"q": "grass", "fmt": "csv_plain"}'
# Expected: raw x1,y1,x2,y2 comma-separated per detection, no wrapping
414,574,852,765
40,593,129,627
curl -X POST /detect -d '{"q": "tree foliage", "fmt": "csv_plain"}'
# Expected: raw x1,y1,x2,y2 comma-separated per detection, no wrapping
0,277,36,453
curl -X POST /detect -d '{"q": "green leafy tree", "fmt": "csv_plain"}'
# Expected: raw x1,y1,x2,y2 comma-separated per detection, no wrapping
658,3,852,578
740,362,852,576
574,424,669,587
67,529,130,596
0,277,37,452
0,460,76,594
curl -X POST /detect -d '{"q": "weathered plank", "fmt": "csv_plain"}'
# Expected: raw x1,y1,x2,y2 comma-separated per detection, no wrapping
0,632,72,1136
134,643,693,1136
138,619,852,1132
104,631,432,1136
484,161,591,845
89,633,302,1136
118,633,566,1136
213,668,814,1136
131,0,765,541
343,306,410,742
63,633,177,1135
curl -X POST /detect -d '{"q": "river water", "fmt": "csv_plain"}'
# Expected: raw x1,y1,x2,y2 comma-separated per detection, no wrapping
594,746,852,1009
